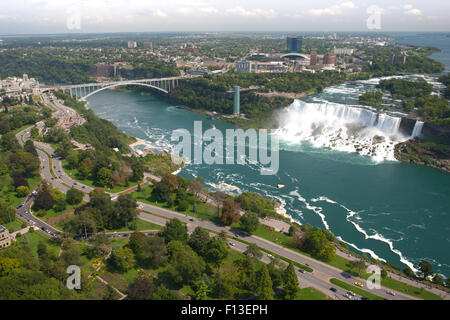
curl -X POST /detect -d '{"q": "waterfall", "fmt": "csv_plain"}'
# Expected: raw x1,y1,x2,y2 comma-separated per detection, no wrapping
411,121,424,138
274,100,409,162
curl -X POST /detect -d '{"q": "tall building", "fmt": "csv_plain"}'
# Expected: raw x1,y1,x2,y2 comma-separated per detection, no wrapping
388,54,406,64
310,49,317,66
233,86,240,114
0,225,11,249
323,53,336,66
127,41,137,49
235,60,253,73
143,42,153,49
286,36,303,53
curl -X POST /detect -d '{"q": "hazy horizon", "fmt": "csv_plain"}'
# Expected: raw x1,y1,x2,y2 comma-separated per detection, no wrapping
1,1,449,35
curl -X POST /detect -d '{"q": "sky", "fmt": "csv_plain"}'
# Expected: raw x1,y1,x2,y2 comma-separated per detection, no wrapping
0,0,449,34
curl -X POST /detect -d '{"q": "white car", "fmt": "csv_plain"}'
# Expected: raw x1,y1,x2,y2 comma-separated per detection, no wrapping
267,254,274,259
229,242,235,246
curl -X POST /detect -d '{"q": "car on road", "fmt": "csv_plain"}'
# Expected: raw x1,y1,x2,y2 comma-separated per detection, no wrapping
298,269,305,274
347,291,355,297
386,290,396,296
189,218,194,222
330,287,337,292
229,242,235,246
360,297,369,300
267,253,274,259
354,282,364,288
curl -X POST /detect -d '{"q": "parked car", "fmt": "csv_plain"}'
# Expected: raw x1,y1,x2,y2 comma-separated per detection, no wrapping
330,287,337,292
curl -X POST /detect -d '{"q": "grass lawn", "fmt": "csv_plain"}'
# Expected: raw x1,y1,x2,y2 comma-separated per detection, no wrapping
105,218,162,232
330,278,384,300
132,187,220,223
4,220,26,233
296,287,331,300
62,159,140,194
35,202,81,222
380,277,442,300
20,230,60,258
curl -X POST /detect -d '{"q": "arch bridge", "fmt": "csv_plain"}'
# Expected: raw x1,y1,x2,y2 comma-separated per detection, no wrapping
57,76,187,101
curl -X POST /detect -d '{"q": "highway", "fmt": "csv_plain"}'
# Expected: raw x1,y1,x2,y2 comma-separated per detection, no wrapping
13,92,429,301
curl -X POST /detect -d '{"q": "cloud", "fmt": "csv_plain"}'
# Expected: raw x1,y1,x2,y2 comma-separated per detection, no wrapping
405,8,422,16
199,7,219,14
340,2,356,9
306,2,356,16
225,6,277,18
153,9,168,18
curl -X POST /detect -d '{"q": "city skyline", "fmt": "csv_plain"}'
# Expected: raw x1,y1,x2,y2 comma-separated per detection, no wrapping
1,0,449,35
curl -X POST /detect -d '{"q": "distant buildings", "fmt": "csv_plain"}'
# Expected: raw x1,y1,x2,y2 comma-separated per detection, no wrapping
235,60,253,73
0,74,40,100
323,53,336,66
333,47,354,55
310,49,317,66
286,36,303,53
388,54,406,64
127,41,137,49
143,42,153,49
0,225,11,249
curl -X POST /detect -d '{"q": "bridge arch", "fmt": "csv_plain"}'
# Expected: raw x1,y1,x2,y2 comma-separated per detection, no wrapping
79,82,169,100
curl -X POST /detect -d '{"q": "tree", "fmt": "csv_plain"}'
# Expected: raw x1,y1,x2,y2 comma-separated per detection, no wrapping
244,243,262,260
256,264,274,300
0,258,20,276
54,198,67,212
159,218,188,243
192,279,209,300
381,269,388,279
302,228,336,261
136,236,168,269
97,167,112,187
127,276,155,300
34,190,54,211
212,191,227,216
66,188,83,205
152,173,178,202
267,258,284,289
240,212,259,233
16,185,30,197
188,227,210,254
283,263,299,299
61,239,82,266
418,260,434,279
220,199,239,225
109,247,135,272
167,240,206,285
188,178,204,198
203,236,228,266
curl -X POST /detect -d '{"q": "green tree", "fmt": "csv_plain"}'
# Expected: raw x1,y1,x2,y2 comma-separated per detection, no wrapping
160,218,188,243
188,227,210,254
66,188,84,205
283,263,299,299
97,167,113,187
256,264,274,300
418,260,434,279
127,276,155,300
203,236,228,266
240,212,259,233
16,185,30,197
109,247,135,272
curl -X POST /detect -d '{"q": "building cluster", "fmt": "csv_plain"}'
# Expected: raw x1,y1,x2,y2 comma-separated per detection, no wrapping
0,225,11,249
0,74,40,101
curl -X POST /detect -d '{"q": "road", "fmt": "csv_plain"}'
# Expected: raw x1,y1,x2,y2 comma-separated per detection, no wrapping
15,92,445,301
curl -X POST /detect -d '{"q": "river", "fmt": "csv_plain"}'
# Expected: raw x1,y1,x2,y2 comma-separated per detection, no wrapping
85,33,450,277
